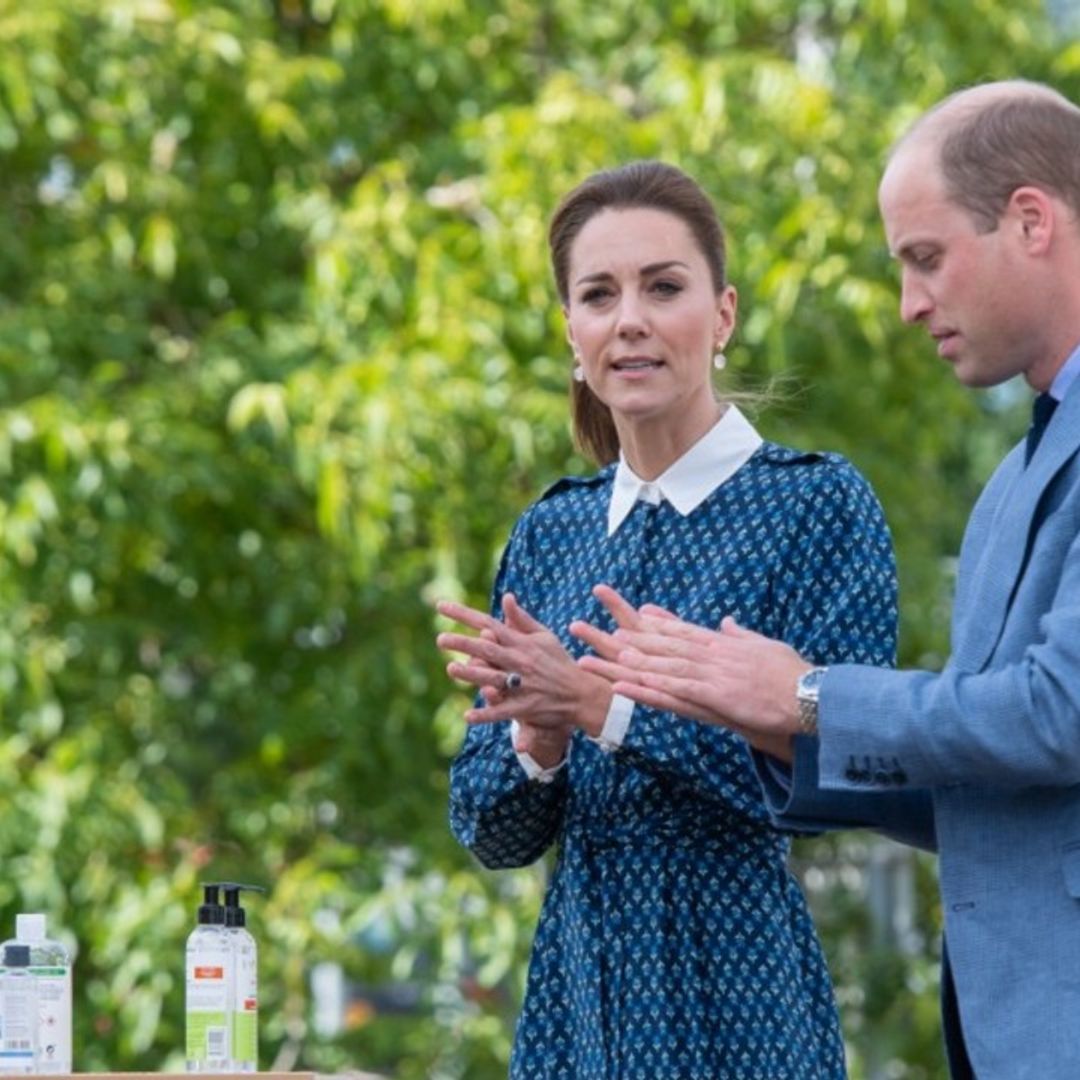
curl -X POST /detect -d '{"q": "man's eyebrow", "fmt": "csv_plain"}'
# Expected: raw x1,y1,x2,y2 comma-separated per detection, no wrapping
891,241,937,260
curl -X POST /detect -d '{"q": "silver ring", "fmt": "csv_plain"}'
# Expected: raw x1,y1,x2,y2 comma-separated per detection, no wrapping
504,671,523,692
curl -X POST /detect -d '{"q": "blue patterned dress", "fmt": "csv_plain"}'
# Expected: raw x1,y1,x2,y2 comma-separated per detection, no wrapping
450,440,897,1079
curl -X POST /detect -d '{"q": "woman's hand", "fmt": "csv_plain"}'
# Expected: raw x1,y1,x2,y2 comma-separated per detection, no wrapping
510,720,573,770
435,592,616,741
575,585,805,763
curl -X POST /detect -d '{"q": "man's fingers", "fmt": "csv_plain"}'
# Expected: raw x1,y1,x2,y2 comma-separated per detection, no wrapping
638,603,679,621
612,672,732,728
718,615,765,641
610,679,699,719
613,627,700,661
591,584,643,629
616,646,706,680
569,619,622,659
578,653,637,683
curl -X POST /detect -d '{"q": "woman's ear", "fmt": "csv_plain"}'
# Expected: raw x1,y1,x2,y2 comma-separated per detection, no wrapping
565,315,580,359
714,284,738,346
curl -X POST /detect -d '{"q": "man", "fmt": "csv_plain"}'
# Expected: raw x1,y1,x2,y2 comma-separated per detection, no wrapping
577,81,1080,1078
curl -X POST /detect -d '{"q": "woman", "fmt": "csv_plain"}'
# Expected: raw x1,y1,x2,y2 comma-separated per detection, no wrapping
436,161,896,1079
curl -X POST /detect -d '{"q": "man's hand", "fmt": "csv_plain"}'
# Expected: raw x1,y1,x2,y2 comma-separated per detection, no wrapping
574,585,811,762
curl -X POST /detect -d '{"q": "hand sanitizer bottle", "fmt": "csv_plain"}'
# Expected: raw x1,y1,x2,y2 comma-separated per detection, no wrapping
14,915,71,1074
185,884,230,1071
222,885,263,1073
0,945,36,1075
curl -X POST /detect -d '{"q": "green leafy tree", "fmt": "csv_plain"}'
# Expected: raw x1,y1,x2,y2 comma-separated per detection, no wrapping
0,1,1070,1076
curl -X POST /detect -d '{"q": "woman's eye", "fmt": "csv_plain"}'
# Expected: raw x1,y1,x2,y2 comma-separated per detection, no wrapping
580,286,612,304
652,279,683,296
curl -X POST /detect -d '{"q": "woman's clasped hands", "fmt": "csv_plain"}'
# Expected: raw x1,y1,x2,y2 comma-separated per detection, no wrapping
435,592,619,768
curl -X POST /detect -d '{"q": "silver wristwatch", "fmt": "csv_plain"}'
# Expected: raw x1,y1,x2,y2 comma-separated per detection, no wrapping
795,666,828,736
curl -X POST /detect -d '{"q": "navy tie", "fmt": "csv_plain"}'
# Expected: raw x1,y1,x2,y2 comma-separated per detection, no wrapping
1025,392,1059,465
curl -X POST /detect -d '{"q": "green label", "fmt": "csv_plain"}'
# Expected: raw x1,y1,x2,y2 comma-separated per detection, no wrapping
185,1011,229,1060
232,1009,258,1065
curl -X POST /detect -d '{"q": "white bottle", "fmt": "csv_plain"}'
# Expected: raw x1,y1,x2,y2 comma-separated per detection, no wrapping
14,916,71,1075
0,945,37,1075
185,885,230,1071
222,886,259,1072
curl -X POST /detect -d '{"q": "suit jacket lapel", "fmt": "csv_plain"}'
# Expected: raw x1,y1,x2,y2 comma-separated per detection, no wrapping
954,381,1080,672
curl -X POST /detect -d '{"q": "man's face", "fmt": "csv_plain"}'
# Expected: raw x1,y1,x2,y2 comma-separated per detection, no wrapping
878,141,1041,388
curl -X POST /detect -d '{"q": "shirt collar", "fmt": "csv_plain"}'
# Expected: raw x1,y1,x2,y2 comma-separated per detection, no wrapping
1049,339,1080,402
607,405,764,537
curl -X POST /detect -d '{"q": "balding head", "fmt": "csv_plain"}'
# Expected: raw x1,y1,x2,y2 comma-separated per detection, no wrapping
889,80,1080,233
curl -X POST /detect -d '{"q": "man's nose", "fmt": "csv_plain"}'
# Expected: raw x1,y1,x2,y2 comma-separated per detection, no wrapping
899,269,932,324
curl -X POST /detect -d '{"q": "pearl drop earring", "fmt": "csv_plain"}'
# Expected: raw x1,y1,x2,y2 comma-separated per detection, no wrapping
712,350,727,371
573,365,585,383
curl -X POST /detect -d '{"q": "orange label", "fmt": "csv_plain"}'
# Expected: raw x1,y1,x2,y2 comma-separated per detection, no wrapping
194,966,224,979
243,998,258,1011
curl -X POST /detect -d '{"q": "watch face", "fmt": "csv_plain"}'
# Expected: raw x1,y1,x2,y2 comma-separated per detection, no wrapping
799,667,826,696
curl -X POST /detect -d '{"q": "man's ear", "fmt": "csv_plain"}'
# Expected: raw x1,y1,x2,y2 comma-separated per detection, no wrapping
1009,186,1055,254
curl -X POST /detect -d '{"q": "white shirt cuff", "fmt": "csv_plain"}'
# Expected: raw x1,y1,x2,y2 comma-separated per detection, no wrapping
588,693,635,752
510,721,569,783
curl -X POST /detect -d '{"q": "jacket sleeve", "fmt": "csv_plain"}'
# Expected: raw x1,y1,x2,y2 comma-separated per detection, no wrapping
448,513,569,868
808,441,1080,791
752,741,938,852
616,460,900,811
818,598,1080,790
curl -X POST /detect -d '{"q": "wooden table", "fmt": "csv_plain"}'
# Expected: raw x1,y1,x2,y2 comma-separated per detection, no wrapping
49,1073,387,1079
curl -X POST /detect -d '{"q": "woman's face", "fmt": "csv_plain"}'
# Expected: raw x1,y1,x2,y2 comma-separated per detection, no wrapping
564,206,735,435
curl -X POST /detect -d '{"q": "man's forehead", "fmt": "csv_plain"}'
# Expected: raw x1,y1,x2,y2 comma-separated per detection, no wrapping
879,137,944,202
877,143,958,252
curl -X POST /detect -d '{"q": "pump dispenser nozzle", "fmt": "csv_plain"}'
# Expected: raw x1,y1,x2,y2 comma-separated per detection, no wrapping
221,883,265,928
197,883,226,926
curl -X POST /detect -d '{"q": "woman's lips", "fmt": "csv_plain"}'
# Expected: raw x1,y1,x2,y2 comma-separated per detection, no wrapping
611,357,664,373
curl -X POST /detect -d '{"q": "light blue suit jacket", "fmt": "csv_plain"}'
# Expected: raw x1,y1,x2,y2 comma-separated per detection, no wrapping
762,375,1080,1078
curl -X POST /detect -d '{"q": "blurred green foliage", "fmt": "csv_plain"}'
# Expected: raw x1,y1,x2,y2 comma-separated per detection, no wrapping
0,0,1072,1076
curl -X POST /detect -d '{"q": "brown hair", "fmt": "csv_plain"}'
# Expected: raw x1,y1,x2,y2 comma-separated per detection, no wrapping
548,161,729,465
910,82,1080,233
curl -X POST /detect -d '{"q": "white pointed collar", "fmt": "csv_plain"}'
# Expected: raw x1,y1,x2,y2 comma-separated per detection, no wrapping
607,405,764,537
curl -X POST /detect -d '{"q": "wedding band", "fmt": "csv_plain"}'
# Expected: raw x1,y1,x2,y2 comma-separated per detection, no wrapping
504,671,523,692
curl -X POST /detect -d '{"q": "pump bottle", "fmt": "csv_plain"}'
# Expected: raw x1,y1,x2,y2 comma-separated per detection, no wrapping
0,944,36,1075
222,885,262,1072
12,915,71,1075
185,885,230,1071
